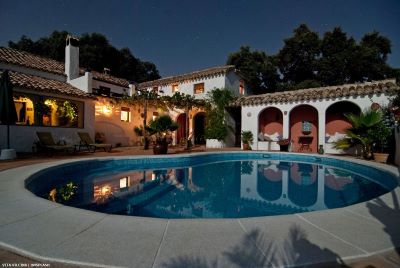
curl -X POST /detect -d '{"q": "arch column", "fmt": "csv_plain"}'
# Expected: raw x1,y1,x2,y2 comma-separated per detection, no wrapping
317,107,326,149
283,111,290,138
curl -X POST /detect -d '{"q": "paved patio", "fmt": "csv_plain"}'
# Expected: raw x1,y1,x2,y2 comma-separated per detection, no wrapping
0,147,400,267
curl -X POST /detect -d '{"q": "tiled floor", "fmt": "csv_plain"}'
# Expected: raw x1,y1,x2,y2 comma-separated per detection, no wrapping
0,146,399,267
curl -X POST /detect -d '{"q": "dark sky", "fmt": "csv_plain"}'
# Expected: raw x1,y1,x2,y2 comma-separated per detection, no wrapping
0,0,399,77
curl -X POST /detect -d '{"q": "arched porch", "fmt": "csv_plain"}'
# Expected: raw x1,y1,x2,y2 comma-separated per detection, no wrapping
289,105,319,153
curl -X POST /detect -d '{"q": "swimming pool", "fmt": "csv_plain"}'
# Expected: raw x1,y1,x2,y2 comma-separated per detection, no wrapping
26,152,398,219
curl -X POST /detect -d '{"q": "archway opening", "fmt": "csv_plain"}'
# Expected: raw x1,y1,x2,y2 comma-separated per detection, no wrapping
258,107,283,141
289,105,318,153
325,101,360,138
194,112,206,145
176,113,187,145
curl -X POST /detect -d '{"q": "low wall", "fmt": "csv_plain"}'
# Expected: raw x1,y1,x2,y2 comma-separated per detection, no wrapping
395,128,400,167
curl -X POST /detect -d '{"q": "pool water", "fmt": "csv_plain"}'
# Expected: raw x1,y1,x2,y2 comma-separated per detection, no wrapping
28,156,396,219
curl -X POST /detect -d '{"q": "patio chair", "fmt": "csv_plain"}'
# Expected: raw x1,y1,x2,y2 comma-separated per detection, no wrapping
77,132,112,152
36,132,75,154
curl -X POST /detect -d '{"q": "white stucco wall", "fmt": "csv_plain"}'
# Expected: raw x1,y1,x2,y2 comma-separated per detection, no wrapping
145,74,227,99
0,98,95,152
225,71,244,96
94,98,160,146
69,72,93,93
92,79,130,97
242,94,392,151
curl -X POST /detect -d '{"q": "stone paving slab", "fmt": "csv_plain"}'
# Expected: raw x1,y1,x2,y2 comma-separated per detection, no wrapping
299,208,397,253
153,219,265,268
238,213,366,267
0,195,61,226
47,215,168,268
0,206,106,256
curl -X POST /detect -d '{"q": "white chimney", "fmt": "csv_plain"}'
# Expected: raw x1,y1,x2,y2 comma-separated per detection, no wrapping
65,35,80,81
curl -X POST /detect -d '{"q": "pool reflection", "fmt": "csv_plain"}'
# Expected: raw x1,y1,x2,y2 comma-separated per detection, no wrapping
40,160,389,219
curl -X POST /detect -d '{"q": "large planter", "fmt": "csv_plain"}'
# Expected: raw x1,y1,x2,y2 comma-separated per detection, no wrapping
153,141,168,154
206,139,225,149
373,153,389,163
279,144,289,152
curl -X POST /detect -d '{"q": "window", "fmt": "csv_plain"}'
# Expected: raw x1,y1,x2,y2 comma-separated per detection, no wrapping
239,80,245,95
172,84,179,93
13,94,35,126
95,86,111,97
194,83,204,94
121,107,130,122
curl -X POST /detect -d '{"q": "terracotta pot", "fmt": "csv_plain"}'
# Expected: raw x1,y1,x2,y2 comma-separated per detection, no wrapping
279,144,289,152
242,143,250,150
373,153,389,163
153,141,168,154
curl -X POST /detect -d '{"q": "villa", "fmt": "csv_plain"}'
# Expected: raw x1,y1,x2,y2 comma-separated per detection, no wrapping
1,37,400,268
0,35,399,156
0,36,247,151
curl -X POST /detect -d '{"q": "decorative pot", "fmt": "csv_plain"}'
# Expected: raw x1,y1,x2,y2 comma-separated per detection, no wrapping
206,139,225,149
153,141,168,154
279,144,289,152
242,143,250,150
373,153,389,163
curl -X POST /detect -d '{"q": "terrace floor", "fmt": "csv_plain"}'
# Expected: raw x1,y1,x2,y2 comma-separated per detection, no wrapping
0,146,399,268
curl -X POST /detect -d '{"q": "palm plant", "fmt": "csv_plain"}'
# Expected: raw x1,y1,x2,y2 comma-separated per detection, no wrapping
333,109,387,159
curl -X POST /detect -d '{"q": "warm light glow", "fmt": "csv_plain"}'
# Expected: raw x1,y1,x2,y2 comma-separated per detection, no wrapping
102,105,112,115
101,185,111,195
151,173,156,181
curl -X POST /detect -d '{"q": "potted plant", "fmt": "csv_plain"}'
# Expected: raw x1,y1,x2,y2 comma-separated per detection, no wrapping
241,131,253,150
369,121,392,163
147,115,178,154
333,109,390,160
277,138,290,152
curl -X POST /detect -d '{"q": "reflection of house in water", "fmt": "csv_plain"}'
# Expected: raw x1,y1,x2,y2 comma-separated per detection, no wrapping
240,160,363,212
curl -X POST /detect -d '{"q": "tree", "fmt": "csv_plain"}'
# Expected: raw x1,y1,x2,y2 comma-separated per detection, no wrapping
318,27,356,85
227,46,278,94
8,31,160,82
204,88,235,141
277,24,321,88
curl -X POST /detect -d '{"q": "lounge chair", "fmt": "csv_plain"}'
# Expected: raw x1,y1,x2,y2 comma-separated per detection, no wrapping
36,132,75,154
77,132,112,152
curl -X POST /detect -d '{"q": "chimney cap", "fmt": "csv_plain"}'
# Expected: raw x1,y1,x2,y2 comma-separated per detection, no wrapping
66,34,79,46
103,67,111,75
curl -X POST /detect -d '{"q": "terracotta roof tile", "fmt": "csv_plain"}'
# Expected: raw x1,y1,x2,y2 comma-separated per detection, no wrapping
2,70,94,99
0,47,65,75
138,65,236,89
230,79,400,107
0,47,130,87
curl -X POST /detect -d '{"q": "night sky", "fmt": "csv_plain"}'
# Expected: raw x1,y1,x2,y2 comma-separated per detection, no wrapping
0,0,399,77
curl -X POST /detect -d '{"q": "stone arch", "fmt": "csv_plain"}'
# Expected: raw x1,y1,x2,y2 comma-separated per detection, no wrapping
193,112,206,145
176,113,187,145
289,104,318,153
325,101,361,137
258,106,283,141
